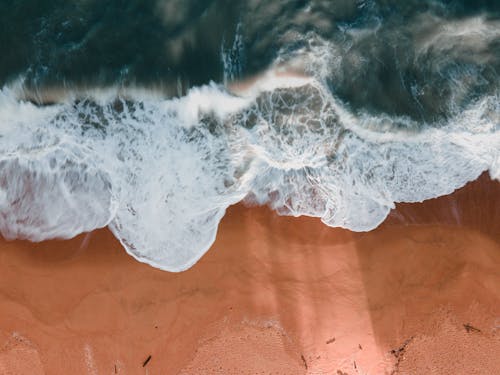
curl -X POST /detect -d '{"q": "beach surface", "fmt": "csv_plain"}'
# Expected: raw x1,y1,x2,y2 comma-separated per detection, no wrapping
0,174,499,374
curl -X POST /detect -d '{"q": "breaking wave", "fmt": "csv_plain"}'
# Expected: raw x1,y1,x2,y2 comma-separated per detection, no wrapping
1,1,499,270
0,60,498,270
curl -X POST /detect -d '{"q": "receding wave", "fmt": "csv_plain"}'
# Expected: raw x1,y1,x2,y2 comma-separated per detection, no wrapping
1,1,499,270
0,59,498,270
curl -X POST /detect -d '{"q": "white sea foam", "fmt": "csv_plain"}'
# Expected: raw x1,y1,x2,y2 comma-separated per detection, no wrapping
0,64,498,270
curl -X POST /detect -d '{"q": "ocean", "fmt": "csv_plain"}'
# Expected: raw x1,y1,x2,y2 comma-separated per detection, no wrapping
0,0,498,271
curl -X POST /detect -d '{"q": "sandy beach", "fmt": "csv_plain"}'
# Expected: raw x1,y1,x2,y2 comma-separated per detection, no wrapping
0,174,499,374
1,1,499,374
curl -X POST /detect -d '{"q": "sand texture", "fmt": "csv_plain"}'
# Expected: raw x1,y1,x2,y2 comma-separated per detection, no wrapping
0,174,499,374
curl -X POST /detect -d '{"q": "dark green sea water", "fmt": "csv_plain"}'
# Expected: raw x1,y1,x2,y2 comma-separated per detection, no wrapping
1,0,498,120
0,1,498,271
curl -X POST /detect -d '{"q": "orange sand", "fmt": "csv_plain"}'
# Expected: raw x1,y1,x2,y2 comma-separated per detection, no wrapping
0,174,499,374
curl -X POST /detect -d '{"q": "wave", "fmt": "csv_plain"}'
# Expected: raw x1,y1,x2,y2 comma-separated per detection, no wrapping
0,56,499,271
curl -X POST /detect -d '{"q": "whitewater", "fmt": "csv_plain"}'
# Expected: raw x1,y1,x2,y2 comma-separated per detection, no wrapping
0,61,498,271
0,3,499,271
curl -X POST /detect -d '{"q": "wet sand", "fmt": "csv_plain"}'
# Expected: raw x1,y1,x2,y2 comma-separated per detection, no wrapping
0,174,499,374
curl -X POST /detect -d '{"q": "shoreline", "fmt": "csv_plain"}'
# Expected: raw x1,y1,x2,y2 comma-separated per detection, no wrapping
0,174,499,374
